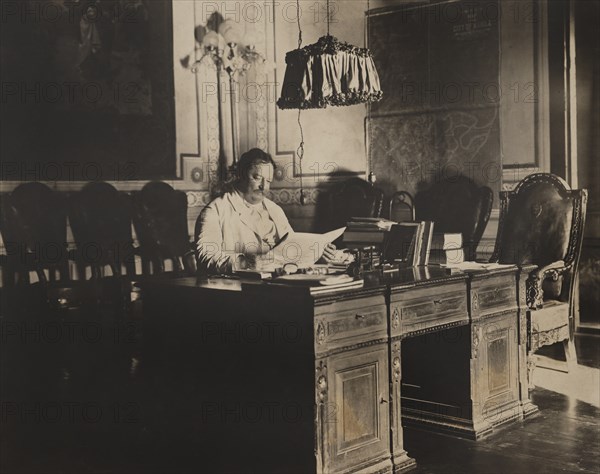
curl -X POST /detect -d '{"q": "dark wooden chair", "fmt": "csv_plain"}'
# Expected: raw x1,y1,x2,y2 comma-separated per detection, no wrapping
414,175,493,261
323,178,385,231
132,182,195,276
68,182,137,311
69,182,137,278
388,191,415,222
0,183,80,311
1,182,70,285
490,173,588,375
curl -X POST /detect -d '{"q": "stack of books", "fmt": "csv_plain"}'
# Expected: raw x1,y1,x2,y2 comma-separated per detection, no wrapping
343,217,396,248
382,221,434,267
428,233,464,265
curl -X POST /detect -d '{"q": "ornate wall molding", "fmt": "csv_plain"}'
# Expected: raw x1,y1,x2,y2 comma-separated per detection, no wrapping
266,188,321,205
254,62,269,152
186,191,212,208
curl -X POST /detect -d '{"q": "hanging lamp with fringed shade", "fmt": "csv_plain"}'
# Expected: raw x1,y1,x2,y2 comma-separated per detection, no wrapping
277,34,383,109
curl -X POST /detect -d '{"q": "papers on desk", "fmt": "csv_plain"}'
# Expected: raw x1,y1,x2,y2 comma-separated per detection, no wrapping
274,273,354,285
439,261,516,271
310,279,364,294
272,273,364,294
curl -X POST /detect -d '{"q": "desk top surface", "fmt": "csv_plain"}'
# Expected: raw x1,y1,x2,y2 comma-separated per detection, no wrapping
140,264,522,301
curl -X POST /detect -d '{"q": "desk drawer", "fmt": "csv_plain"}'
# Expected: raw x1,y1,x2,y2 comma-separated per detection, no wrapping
470,276,517,316
390,282,468,337
315,297,387,354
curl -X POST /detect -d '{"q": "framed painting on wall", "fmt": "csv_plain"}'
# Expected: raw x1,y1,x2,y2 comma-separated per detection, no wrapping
1,0,176,182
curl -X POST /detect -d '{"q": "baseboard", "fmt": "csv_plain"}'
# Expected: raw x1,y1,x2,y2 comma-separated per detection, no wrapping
533,354,570,373
575,326,600,336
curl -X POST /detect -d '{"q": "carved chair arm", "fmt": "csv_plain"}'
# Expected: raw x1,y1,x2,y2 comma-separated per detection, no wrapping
526,259,569,309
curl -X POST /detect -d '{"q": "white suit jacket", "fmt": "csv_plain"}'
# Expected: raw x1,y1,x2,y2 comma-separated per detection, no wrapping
196,191,293,274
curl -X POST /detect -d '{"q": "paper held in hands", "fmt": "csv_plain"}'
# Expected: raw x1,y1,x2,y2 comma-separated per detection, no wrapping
270,227,346,268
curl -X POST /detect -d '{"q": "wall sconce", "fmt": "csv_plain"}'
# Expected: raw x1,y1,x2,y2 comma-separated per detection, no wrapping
191,20,265,179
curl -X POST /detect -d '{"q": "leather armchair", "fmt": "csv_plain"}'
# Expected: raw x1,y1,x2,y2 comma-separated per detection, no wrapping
490,173,588,373
414,175,493,261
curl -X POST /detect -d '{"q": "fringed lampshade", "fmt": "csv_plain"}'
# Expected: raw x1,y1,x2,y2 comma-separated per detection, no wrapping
277,35,383,109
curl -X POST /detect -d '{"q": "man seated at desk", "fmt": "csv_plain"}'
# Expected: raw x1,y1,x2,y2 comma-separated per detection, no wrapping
196,148,336,275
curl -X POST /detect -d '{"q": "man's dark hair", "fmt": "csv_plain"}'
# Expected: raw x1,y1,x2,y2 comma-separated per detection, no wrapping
237,148,276,182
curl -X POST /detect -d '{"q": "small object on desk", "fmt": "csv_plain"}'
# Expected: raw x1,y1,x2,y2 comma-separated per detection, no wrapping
233,269,274,279
382,262,400,273
381,263,400,281
349,246,380,274
430,232,463,250
362,246,380,269
393,258,415,269
440,261,516,271
300,264,330,275
318,274,354,286
428,247,465,265
282,262,299,274
274,274,329,283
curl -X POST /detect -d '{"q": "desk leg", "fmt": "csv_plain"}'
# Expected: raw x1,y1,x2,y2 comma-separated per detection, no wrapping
468,321,498,439
390,340,417,473
517,270,539,417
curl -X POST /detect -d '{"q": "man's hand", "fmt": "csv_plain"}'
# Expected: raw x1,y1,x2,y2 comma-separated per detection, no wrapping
320,243,338,264
235,253,275,271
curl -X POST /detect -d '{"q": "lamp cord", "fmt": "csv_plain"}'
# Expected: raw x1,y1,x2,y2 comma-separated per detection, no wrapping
297,110,305,204
366,0,375,185
327,0,330,36
296,0,302,49
296,0,305,204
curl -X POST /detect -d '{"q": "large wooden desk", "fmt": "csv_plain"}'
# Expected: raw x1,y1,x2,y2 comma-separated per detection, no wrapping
142,265,537,474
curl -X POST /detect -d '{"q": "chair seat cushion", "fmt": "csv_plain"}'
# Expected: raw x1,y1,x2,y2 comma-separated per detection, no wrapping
529,300,569,333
